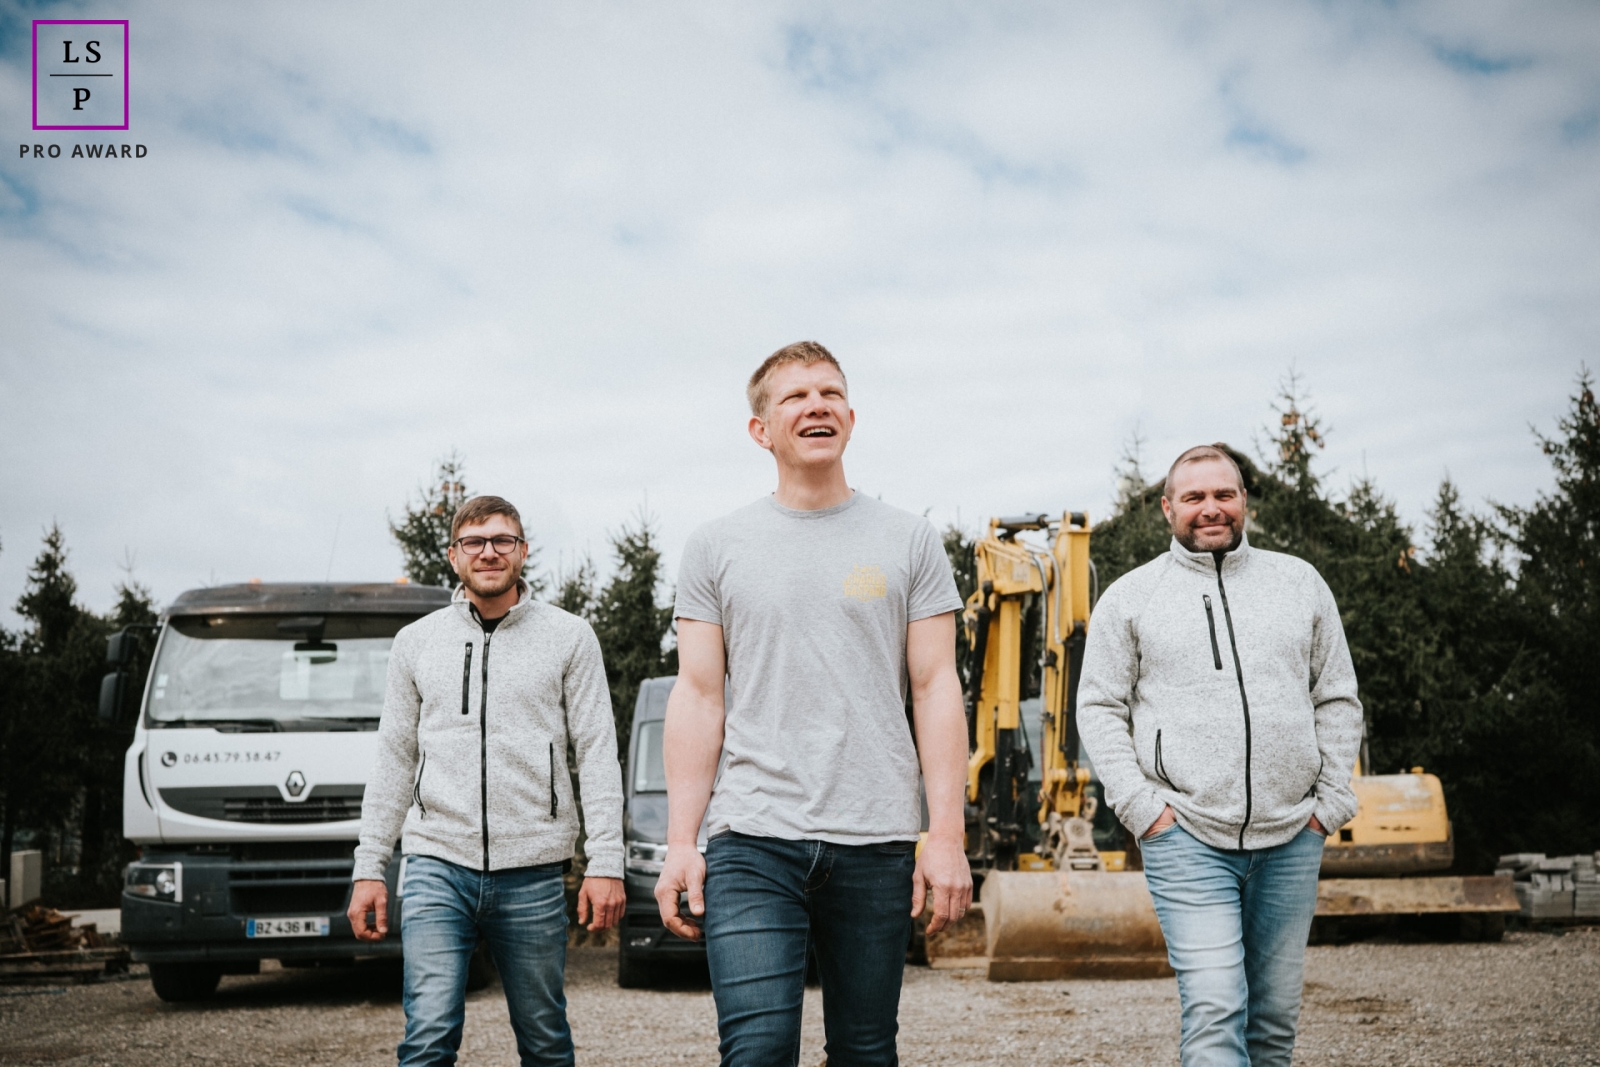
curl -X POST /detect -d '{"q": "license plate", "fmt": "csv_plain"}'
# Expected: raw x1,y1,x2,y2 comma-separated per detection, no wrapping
246,917,330,938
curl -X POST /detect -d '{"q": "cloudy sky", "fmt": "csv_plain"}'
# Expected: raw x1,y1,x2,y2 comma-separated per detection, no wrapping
1,1,1597,624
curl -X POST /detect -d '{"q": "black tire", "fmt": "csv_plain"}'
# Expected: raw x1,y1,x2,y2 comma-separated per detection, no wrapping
148,962,222,1002
466,942,497,992
616,951,656,989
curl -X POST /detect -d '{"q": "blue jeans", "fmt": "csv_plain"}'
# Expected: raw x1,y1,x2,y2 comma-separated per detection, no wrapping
703,831,916,1067
1140,824,1325,1067
398,856,572,1067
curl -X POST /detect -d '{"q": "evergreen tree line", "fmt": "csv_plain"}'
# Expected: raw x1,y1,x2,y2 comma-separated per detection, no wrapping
0,530,157,907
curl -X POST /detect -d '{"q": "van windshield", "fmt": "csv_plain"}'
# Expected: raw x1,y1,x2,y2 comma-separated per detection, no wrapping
634,720,667,793
146,614,412,730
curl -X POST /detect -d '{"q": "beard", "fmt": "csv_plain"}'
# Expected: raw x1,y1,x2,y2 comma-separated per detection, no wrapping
1174,517,1245,555
460,563,521,599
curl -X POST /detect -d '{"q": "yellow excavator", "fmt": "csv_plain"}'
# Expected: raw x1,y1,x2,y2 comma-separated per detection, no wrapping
950,511,1169,980
930,512,1517,981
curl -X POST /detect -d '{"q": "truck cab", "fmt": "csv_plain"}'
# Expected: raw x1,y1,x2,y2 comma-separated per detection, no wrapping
118,581,451,1001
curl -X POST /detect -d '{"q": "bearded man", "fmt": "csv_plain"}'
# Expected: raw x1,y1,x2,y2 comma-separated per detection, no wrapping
1077,445,1363,1067
349,495,624,1067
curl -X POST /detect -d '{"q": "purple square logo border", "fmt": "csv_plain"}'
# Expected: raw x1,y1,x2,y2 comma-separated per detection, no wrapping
32,19,130,131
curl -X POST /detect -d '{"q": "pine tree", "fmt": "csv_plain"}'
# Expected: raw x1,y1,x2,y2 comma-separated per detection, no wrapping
1089,436,1174,589
1488,371,1600,860
591,515,677,756
552,555,598,621
389,453,470,588
3,526,110,902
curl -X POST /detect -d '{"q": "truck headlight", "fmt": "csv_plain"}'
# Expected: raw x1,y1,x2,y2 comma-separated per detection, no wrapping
126,862,183,902
626,842,667,876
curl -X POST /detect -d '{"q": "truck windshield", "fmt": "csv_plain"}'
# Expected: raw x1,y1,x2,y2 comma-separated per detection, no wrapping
146,614,411,729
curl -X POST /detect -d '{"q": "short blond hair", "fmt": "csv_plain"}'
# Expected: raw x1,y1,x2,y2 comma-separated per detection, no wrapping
1163,445,1245,499
747,341,847,417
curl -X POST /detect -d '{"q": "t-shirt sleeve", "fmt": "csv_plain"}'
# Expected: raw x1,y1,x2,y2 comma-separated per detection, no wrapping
673,526,723,625
907,520,964,622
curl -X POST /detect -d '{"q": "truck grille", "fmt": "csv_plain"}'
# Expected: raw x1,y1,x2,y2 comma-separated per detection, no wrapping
230,861,354,915
160,785,364,824
223,796,362,823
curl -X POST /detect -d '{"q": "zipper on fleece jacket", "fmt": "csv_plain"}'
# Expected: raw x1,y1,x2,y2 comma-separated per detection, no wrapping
480,630,492,870
1154,730,1175,790
1213,555,1254,849
413,751,428,818
549,743,557,817
1203,596,1223,670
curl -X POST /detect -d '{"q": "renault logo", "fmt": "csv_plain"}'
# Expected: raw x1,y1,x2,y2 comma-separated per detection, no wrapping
285,771,307,798
160,752,176,767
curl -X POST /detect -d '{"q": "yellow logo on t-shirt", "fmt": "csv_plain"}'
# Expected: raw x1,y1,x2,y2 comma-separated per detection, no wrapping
843,565,888,600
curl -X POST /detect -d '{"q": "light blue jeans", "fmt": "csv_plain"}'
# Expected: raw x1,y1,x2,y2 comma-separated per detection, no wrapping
398,855,572,1067
1140,824,1325,1067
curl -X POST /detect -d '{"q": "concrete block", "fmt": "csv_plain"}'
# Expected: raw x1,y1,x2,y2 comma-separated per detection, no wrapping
1575,886,1600,918
7,851,41,910
1530,889,1574,919
1531,871,1575,892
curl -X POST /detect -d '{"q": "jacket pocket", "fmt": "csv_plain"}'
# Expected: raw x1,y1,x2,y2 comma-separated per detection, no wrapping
1303,755,1323,801
413,750,428,818
460,643,473,715
1203,596,1223,670
1154,730,1176,790
492,734,563,839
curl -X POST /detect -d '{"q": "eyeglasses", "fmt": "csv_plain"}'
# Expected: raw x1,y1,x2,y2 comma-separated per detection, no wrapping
452,535,525,555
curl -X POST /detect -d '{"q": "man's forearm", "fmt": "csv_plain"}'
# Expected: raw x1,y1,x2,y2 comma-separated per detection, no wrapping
663,687,723,846
912,668,968,841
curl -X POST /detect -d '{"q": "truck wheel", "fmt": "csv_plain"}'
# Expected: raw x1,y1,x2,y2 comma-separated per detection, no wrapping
148,962,223,1002
465,943,497,992
616,951,656,989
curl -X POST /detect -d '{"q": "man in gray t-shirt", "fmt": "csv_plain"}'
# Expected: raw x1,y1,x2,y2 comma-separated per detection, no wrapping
675,491,960,843
656,342,972,1067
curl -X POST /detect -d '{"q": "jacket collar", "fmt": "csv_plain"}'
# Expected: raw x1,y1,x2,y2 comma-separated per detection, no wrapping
451,579,534,630
1168,531,1252,577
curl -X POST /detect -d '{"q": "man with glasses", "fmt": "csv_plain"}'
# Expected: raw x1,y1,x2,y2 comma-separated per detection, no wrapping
349,495,625,1067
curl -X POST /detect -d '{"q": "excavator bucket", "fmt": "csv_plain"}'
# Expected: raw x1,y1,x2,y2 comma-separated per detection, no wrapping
981,869,1172,981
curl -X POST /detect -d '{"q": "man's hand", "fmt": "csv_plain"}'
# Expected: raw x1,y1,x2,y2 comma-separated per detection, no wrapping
1307,814,1327,836
655,846,706,941
913,834,973,935
576,877,625,932
1143,805,1177,839
348,879,389,941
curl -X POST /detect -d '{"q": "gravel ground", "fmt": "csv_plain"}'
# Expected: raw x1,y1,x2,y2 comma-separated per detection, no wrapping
1,926,1595,1066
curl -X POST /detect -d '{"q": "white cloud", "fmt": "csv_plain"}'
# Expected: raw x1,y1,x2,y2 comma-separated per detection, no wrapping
1,0,1597,623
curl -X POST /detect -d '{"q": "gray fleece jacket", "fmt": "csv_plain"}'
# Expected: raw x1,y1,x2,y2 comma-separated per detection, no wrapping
1077,534,1363,852
353,582,623,881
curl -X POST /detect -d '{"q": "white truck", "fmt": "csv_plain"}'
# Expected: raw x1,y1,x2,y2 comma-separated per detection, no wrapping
108,581,452,1002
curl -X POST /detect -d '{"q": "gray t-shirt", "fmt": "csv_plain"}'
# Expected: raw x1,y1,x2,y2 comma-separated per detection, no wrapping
674,492,964,844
